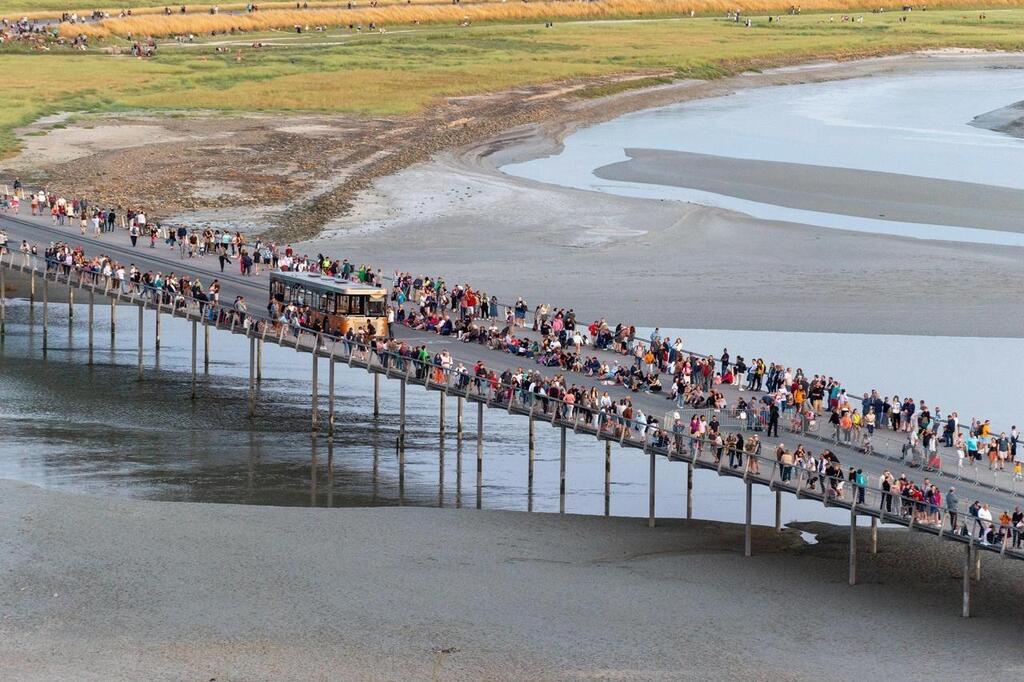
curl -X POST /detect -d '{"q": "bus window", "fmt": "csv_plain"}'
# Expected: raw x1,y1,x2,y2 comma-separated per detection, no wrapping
336,295,349,315
348,296,365,315
367,299,385,316
319,292,332,313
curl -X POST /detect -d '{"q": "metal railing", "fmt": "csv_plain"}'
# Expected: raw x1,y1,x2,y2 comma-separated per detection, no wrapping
9,249,1024,504
6,250,1024,568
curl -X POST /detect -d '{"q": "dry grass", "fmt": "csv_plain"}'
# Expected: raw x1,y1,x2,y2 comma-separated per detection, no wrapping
17,0,458,21
65,0,1024,39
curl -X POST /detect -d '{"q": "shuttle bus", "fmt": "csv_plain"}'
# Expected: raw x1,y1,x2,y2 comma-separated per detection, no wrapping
269,271,388,336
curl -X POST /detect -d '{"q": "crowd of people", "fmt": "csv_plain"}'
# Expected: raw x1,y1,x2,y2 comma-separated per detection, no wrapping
11,178,1023,550
12,179,1006,475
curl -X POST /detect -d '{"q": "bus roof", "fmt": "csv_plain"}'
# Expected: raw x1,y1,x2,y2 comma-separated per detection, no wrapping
271,271,386,296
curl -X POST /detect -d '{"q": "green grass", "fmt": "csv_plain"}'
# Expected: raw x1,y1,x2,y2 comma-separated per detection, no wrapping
0,10,1022,154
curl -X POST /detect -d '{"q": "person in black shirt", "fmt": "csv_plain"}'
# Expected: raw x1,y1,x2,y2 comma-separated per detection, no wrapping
767,403,779,437
1013,506,1024,548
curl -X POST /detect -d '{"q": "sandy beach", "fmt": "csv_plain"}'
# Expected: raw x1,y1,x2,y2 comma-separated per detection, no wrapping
2,478,1022,681
303,52,1024,338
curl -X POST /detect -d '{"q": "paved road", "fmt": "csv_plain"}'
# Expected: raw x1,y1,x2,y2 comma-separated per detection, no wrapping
3,209,1024,524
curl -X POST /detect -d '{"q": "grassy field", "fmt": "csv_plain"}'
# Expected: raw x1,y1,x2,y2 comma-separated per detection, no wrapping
2,10,1023,154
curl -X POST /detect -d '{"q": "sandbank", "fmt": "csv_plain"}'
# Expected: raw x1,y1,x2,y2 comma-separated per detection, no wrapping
2,479,1022,680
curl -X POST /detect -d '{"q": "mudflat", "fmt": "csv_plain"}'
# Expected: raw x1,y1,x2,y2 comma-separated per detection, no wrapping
306,53,1024,338
594,148,1024,233
1,479,1021,680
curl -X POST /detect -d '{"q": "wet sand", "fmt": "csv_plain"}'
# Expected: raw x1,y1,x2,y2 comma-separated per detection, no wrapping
594,148,1024,233
305,52,1024,338
970,100,1024,138
2,478,1023,681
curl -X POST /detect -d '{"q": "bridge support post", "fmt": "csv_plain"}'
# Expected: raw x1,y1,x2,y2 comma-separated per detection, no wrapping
42,275,48,351
439,391,445,440
559,426,567,514
328,360,335,436
476,401,484,508
398,378,406,452
528,415,535,488
311,353,319,431
248,336,256,418
136,303,143,381
975,546,982,581
256,340,262,384
154,307,160,351
68,288,74,321
190,319,197,400
0,265,5,339
203,321,209,373
109,294,115,347
373,372,380,419
687,463,693,520
744,480,752,557
456,396,463,442
775,490,782,532
849,509,857,586
29,268,35,308
963,542,973,618
87,288,94,364
648,449,656,528
604,439,611,517
870,517,878,555
399,435,406,502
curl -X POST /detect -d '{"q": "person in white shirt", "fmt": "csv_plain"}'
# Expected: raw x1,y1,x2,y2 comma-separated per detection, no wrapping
978,504,993,543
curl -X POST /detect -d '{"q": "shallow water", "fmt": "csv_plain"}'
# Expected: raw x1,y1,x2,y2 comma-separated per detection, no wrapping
0,299,851,526
503,69,1024,245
